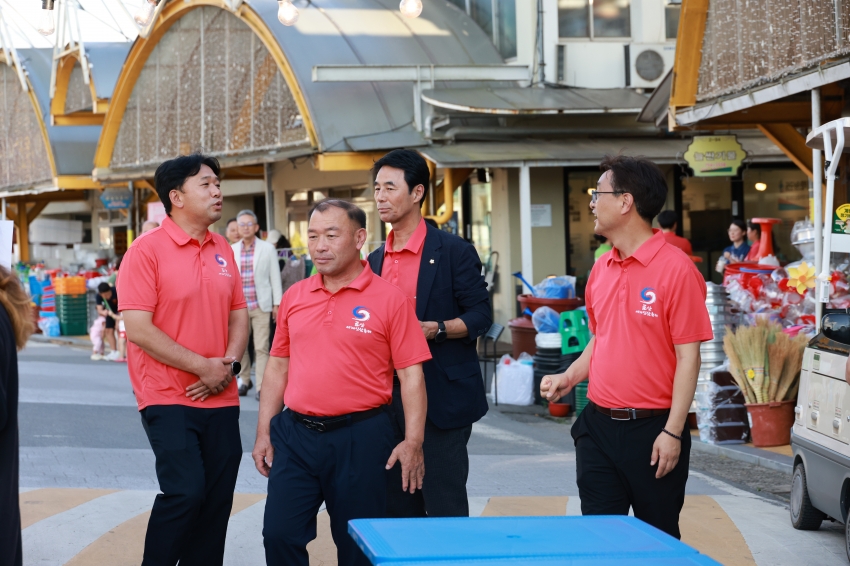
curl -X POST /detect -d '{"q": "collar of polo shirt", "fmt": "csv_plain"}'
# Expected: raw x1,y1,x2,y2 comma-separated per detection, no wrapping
606,229,666,267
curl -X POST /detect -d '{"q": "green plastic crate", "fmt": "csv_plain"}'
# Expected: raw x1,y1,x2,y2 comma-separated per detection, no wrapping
60,320,88,336
575,382,589,415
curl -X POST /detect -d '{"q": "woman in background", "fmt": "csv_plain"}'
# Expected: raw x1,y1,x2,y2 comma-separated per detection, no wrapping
745,221,761,261
0,267,35,566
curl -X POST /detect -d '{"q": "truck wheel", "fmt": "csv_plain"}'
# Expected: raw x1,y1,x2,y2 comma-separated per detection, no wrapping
790,463,825,530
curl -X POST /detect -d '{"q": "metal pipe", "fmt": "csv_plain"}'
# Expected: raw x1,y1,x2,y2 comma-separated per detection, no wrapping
812,88,823,329
818,124,844,302
519,165,533,285
429,168,472,225
433,126,662,142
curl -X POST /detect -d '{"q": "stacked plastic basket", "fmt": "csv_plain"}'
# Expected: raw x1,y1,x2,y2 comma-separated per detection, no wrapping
54,277,88,336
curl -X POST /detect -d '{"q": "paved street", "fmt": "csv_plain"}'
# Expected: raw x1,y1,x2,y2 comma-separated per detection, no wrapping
16,340,848,565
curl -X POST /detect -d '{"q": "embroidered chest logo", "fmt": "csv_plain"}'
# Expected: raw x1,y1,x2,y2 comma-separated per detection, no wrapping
214,253,231,277
636,287,659,318
346,306,373,334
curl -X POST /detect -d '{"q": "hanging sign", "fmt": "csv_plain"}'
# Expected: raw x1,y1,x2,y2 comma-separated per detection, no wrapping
833,204,850,234
683,135,746,177
100,189,133,210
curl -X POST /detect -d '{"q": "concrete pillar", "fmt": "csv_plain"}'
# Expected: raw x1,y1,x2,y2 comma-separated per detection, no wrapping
264,163,275,232
519,164,533,285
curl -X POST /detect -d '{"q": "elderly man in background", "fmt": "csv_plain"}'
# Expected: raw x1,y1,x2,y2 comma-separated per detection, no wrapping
232,210,282,398
141,220,160,234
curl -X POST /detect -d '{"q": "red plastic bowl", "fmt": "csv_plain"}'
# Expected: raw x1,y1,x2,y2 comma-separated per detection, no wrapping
548,403,571,417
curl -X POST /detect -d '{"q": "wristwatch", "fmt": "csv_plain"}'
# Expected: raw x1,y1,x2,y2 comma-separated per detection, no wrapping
434,321,447,343
230,360,242,376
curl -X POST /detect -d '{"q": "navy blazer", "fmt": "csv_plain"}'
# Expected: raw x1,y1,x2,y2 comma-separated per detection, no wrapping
368,223,491,429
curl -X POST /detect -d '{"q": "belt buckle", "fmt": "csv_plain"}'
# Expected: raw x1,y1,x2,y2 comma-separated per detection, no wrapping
609,408,635,421
303,419,327,432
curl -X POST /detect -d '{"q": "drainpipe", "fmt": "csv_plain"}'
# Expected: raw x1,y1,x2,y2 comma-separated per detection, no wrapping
813,87,823,331
519,164,533,284
428,168,473,225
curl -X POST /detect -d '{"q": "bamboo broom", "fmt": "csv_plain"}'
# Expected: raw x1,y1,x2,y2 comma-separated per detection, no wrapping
776,334,808,402
736,325,768,404
724,331,756,404
767,332,791,402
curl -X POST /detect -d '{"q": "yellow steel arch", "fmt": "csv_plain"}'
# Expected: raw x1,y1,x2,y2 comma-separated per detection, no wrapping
93,0,317,170
51,52,108,125
0,51,58,179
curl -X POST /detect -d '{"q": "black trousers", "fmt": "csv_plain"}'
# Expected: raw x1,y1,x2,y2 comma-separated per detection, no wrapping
140,405,242,566
571,404,691,539
386,382,473,518
263,409,394,566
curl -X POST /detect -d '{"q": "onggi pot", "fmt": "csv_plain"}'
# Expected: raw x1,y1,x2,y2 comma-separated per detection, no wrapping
745,400,796,447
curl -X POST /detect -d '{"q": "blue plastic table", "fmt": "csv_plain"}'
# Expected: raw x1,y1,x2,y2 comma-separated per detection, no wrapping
348,516,721,565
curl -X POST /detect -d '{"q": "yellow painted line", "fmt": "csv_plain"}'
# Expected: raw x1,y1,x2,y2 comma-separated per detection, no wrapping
480,496,569,516
307,510,337,566
65,492,268,566
19,488,117,529
680,495,756,565
745,443,793,457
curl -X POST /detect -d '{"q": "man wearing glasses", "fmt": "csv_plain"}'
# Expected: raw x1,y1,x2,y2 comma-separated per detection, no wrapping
232,210,283,399
541,156,712,539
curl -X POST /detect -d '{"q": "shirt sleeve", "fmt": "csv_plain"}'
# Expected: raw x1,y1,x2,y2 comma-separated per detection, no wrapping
269,291,290,358
388,298,432,370
667,262,713,345
117,243,157,313
228,246,247,310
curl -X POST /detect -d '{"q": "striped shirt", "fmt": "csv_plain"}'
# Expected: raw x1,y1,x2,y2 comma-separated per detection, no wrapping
241,239,259,310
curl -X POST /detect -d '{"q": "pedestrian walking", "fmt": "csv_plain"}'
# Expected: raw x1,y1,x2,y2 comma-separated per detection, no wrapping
95,282,121,361
541,156,712,539
0,267,35,566
118,154,249,566
253,199,430,566
368,149,491,518
232,210,282,399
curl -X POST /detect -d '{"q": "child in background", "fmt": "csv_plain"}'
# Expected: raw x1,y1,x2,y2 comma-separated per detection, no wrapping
89,316,106,361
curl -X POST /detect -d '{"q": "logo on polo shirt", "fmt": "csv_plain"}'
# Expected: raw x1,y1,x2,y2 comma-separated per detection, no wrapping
215,254,228,267
346,306,373,334
636,287,659,318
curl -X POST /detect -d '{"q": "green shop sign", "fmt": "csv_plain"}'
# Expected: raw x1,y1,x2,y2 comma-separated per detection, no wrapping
683,135,746,177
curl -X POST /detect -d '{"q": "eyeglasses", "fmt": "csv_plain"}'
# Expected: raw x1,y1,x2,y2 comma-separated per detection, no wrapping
589,190,624,203
237,222,255,227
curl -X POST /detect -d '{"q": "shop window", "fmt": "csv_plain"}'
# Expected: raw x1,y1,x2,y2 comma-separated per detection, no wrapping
665,1,681,40
558,0,630,39
742,167,808,264
454,0,517,60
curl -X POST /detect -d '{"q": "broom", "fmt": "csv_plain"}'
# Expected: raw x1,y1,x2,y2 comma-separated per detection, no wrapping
776,334,808,402
736,325,768,404
767,332,791,402
724,331,756,404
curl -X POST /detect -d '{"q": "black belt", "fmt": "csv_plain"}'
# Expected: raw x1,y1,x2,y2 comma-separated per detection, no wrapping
589,400,670,420
290,406,385,433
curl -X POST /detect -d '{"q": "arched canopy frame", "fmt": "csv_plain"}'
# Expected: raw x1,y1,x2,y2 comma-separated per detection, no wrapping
94,0,317,173
51,50,107,126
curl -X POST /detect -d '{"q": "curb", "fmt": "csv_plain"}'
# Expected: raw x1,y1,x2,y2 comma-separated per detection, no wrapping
29,334,92,347
690,438,792,474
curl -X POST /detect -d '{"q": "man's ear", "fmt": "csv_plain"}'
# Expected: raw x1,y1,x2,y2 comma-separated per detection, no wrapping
355,228,367,250
412,184,425,204
169,189,184,211
620,193,635,216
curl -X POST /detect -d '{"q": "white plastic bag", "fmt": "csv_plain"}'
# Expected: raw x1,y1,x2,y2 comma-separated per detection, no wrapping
495,354,534,406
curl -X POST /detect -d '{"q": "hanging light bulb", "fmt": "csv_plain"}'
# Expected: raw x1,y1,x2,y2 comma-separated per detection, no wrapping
755,182,767,191
278,1,299,26
399,0,423,18
134,0,157,26
37,0,56,37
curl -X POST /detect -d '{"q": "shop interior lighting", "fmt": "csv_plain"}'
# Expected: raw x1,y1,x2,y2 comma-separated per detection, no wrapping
755,182,767,191
278,1,299,25
399,0,423,18
134,0,157,26
586,188,594,196
37,0,55,36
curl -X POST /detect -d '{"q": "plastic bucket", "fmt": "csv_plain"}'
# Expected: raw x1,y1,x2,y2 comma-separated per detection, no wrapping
745,400,795,447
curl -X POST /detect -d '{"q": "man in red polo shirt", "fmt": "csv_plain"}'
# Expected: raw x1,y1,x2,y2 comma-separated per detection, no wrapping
541,156,711,539
252,199,430,566
118,154,249,566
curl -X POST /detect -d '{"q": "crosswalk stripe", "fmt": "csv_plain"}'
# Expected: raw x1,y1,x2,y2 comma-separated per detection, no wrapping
468,496,489,517
19,488,117,529
480,496,569,516
22,490,156,566
224,499,269,566
680,495,755,565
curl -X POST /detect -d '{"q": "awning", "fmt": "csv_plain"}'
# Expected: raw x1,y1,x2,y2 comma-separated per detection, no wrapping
419,136,787,168
421,87,649,115
637,71,672,126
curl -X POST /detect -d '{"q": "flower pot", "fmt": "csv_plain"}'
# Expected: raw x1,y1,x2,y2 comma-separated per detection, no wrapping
745,400,796,447
517,295,584,318
548,402,571,418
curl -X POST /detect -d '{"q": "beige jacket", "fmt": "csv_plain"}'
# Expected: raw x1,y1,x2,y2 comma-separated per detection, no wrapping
231,237,283,312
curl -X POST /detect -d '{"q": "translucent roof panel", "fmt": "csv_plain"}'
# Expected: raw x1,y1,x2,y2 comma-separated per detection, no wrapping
65,62,93,114
0,63,53,190
111,6,308,170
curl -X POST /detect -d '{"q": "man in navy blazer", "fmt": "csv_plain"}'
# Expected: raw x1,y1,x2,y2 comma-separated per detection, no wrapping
368,149,491,517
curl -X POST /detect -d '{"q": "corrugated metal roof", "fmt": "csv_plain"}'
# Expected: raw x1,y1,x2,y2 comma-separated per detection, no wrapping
418,136,787,168
16,48,101,177
421,87,650,115
249,0,504,152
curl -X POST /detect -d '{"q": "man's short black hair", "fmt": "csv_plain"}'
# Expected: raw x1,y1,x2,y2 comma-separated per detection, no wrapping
226,217,237,226
372,149,431,204
309,199,367,230
600,155,668,224
97,282,111,293
657,210,678,229
154,153,221,216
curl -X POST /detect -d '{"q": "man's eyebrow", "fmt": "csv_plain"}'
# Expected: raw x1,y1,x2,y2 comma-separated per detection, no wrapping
200,175,220,182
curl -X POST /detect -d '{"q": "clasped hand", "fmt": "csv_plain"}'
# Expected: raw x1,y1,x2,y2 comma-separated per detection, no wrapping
185,357,236,401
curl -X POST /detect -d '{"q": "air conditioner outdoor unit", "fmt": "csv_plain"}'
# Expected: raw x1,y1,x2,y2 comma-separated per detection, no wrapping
628,43,675,88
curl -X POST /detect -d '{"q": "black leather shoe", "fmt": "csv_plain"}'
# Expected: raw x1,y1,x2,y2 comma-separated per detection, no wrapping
238,384,249,396
247,381,254,391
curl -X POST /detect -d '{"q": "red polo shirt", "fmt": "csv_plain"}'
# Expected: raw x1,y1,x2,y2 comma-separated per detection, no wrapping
662,231,693,256
382,218,427,307
117,216,247,410
585,230,712,409
270,262,431,417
